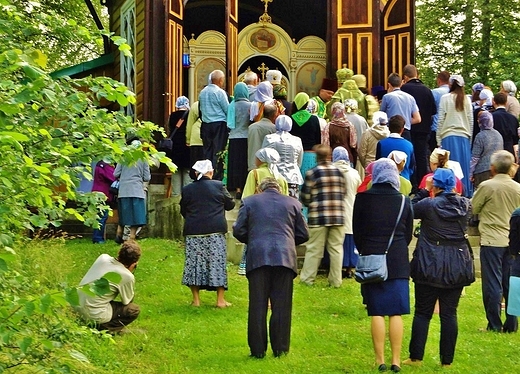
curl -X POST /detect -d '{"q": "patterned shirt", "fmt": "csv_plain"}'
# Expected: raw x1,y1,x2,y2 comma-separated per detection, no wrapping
301,162,346,227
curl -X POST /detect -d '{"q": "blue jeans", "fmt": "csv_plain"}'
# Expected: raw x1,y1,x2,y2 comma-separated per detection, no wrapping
480,246,517,332
409,283,463,364
92,209,108,243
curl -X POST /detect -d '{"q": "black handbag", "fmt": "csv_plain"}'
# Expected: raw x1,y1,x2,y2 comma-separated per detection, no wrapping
157,111,188,152
355,195,405,284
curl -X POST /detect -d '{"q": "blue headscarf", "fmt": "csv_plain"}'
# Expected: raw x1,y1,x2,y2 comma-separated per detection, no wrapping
372,158,400,191
332,146,350,163
227,82,250,129
433,168,456,191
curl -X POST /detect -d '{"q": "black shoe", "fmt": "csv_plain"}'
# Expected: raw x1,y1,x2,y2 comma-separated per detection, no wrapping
390,365,401,373
114,235,123,244
273,350,288,357
250,352,265,359
378,364,387,372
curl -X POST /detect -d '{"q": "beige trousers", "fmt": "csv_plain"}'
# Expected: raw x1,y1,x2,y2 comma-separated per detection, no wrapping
299,225,346,287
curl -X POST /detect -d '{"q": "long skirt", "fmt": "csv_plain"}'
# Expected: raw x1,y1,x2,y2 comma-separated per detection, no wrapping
117,197,146,226
227,138,248,191
182,233,228,291
441,135,472,197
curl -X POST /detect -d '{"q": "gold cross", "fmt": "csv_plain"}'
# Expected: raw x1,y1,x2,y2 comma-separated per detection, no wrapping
257,62,269,80
261,0,273,13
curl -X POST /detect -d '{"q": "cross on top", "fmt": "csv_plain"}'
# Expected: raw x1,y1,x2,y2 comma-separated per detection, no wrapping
261,0,273,14
257,62,269,80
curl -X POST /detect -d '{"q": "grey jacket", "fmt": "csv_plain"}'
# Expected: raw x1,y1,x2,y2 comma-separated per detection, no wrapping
114,160,151,199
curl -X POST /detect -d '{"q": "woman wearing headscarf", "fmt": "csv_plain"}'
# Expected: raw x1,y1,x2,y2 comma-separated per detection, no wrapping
332,147,361,278
242,148,288,198
470,111,504,189
262,115,304,198
180,160,235,307
322,102,358,165
289,92,323,180
167,96,191,195
306,98,327,141
227,82,251,199
358,111,390,169
249,81,284,122
344,99,369,179
353,158,413,373
436,75,474,197
500,80,520,119
419,148,464,196
404,168,473,368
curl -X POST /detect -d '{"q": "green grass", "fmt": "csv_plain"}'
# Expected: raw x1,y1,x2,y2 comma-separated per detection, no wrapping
27,238,520,373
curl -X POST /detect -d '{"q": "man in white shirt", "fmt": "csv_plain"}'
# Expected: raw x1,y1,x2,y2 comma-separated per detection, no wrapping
77,241,141,334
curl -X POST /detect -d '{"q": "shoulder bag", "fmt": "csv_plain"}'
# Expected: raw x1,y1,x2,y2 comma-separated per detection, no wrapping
355,195,405,284
158,110,189,152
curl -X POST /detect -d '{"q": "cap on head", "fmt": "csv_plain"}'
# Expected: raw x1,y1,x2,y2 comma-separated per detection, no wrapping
266,70,282,85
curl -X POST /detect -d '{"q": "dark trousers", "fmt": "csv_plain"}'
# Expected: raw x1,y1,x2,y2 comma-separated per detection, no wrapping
247,266,294,357
98,301,140,333
200,121,229,181
480,246,517,332
409,283,463,365
411,131,430,189
92,209,109,243
189,145,205,180
402,128,411,141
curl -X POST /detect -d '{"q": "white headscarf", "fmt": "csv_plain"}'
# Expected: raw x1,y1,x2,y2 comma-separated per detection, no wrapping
250,81,274,121
255,148,281,179
192,160,213,180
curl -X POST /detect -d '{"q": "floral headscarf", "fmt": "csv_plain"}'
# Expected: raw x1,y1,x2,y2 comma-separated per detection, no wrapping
371,158,400,191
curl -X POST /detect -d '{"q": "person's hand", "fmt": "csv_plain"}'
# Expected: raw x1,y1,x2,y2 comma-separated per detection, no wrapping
425,176,433,191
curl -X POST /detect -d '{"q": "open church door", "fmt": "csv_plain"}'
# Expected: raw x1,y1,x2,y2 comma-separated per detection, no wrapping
165,0,185,117
225,0,239,93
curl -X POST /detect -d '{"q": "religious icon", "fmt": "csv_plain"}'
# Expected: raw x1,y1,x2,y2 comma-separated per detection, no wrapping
297,62,325,97
250,29,277,52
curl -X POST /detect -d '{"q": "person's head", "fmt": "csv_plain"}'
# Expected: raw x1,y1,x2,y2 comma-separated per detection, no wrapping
306,98,318,114
209,70,225,87
479,88,494,107
332,146,350,164
292,92,310,113
387,73,402,89
336,65,354,85
436,71,450,86
388,150,407,173
273,84,288,100
319,78,337,102
313,144,331,163
233,82,249,101
192,159,214,180
275,114,292,132
490,150,515,175
478,110,494,130
117,240,142,268
371,158,400,191
372,111,388,126
175,96,190,110
331,102,347,121
449,75,466,111
402,64,418,81
243,71,259,86
352,74,367,89
344,99,358,114
429,148,450,171
266,70,282,86
501,80,517,96
258,177,281,193
254,81,274,103
388,115,405,134
262,104,278,123
432,168,456,193
255,147,280,168
493,92,508,107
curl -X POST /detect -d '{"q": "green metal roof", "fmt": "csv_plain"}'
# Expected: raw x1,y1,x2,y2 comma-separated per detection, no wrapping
50,53,114,79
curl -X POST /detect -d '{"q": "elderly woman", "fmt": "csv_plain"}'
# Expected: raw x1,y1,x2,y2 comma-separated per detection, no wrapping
114,137,151,243
180,160,235,307
500,80,520,119
242,148,288,198
262,115,304,198
250,81,284,122
323,102,358,165
436,75,474,197
227,82,251,199
353,158,413,372
167,96,192,195
405,168,473,368
470,111,504,188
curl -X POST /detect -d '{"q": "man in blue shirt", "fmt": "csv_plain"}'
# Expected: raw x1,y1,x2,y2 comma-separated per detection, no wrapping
380,73,421,142
376,115,415,181
199,69,229,180
430,71,450,152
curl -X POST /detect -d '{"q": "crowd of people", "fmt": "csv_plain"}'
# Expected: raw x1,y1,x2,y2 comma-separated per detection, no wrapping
75,65,520,372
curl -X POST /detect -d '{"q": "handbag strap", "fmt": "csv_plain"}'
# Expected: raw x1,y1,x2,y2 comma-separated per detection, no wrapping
385,195,406,254
168,110,189,139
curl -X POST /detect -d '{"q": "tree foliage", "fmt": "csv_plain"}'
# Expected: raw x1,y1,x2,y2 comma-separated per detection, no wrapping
416,0,520,90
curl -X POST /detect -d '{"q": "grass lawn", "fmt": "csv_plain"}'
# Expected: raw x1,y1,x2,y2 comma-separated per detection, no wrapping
33,237,520,373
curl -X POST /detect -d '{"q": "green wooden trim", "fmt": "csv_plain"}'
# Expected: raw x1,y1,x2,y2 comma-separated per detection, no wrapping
50,53,114,78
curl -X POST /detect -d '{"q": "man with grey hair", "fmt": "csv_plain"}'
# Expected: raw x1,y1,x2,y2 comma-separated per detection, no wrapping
199,69,229,180
472,150,520,332
243,71,259,101
233,177,309,358
247,104,278,171
500,80,520,119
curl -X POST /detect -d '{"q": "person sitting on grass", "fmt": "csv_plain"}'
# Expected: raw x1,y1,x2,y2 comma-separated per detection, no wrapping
76,241,141,334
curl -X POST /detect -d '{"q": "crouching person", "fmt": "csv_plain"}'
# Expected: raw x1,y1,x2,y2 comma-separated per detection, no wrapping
233,177,309,358
76,241,141,334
